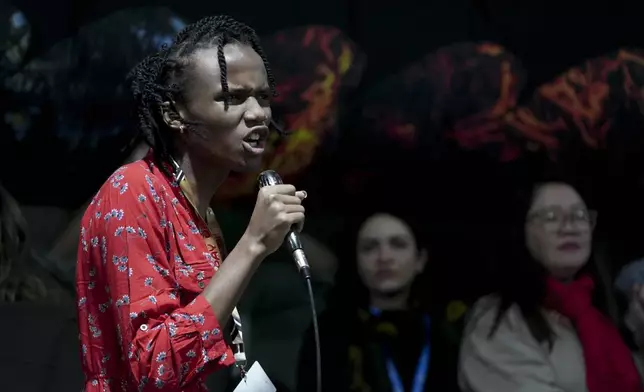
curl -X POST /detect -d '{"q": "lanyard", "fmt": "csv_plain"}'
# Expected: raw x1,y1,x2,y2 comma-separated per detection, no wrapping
168,156,247,373
370,308,431,392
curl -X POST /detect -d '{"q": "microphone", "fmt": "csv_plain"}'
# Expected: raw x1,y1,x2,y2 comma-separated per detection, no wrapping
258,170,311,279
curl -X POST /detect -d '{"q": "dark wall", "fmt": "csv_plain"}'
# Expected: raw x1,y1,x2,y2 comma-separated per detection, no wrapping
4,0,644,264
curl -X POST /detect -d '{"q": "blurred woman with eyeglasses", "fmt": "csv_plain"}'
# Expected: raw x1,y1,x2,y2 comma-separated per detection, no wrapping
458,178,644,392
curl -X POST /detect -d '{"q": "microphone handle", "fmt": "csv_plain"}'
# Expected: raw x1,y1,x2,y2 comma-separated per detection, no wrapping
285,231,310,278
257,170,311,279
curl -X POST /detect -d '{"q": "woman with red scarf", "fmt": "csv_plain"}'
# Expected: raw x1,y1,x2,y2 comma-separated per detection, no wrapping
459,179,644,392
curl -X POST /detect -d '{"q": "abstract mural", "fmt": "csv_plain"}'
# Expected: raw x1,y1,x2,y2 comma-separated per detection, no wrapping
364,43,644,163
2,5,644,204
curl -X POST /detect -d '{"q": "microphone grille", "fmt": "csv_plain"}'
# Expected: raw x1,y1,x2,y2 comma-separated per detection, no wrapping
258,170,283,188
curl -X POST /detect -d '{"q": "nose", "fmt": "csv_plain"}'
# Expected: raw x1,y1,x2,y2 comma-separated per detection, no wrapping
558,217,581,235
376,246,395,266
244,97,269,126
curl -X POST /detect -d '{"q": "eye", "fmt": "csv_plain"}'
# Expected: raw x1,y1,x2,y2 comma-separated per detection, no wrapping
228,93,247,105
572,209,589,221
358,240,378,253
256,92,272,104
390,237,409,249
542,210,559,222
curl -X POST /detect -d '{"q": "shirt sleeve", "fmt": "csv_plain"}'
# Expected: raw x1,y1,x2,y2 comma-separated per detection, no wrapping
76,166,233,391
458,298,565,392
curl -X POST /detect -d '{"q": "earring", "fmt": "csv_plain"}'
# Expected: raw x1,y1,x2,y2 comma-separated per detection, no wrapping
179,125,185,134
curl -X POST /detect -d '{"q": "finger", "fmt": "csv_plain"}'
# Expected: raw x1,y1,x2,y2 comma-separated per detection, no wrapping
259,184,296,200
285,212,305,228
295,190,307,200
630,306,644,331
638,286,644,303
273,194,302,205
632,285,644,303
283,204,305,214
632,294,644,309
270,184,297,195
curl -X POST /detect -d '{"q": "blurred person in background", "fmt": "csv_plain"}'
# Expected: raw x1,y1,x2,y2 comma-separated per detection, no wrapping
0,182,82,392
459,178,644,392
0,183,47,302
615,256,644,363
297,207,465,392
0,182,76,304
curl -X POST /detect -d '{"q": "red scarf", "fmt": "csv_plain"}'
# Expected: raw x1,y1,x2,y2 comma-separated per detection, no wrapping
544,275,642,392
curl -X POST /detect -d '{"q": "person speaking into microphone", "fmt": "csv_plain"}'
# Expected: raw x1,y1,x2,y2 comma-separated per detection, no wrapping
75,15,305,392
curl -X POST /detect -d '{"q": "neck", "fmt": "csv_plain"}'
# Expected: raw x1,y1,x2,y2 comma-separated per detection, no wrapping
550,267,579,283
369,289,410,311
175,152,229,217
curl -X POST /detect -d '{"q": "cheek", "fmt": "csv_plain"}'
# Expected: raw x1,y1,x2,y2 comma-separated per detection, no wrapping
203,104,244,134
221,110,246,134
398,254,421,279
526,230,548,261
582,231,592,243
263,106,272,122
356,256,374,277
580,232,593,252
357,256,383,288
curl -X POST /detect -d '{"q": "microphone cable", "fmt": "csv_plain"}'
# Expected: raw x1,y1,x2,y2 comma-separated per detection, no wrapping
303,274,322,392
257,169,321,391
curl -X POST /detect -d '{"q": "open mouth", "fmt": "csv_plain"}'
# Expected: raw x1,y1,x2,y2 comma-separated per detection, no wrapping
242,126,269,153
243,133,265,148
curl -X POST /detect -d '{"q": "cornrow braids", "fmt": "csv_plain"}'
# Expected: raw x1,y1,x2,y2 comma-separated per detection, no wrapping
127,15,277,164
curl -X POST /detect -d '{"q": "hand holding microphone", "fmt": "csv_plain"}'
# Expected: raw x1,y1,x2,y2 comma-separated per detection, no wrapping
244,171,307,262
251,171,319,391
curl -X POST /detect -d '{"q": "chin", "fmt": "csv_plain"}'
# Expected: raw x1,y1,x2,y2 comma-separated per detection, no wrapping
373,282,406,296
560,251,590,267
231,157,263,174
548,257,589,279
565,260,589,276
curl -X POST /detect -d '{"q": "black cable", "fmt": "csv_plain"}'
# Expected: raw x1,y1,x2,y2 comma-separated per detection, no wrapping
304,276,322,392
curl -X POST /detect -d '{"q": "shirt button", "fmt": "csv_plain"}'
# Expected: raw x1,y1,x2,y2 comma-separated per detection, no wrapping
198,282,205,289
140,324,148,331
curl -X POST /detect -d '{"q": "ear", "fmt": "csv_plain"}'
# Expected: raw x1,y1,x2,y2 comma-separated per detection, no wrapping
161,101,184,132
416,248,428,274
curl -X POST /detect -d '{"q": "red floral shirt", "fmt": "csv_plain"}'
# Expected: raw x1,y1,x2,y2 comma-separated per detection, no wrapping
76,157,234,392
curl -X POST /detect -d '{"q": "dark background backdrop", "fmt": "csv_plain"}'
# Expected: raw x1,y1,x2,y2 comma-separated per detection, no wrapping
3,0,644,298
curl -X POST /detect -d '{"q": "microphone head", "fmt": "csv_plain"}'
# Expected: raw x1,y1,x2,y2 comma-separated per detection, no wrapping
258,170,283,188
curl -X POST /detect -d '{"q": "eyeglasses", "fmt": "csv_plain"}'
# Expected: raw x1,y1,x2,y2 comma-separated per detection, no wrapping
527,207,597,230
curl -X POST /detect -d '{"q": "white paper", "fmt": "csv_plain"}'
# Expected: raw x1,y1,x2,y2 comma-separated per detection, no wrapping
233,362,276,392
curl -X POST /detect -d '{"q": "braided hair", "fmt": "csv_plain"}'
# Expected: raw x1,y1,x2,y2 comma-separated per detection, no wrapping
128,15,277,163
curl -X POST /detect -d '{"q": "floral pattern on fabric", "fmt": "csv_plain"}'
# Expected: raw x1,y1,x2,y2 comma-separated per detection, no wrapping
76,157,234,392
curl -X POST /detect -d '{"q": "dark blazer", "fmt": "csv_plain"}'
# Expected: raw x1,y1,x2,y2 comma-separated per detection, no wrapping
296,306,465,392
